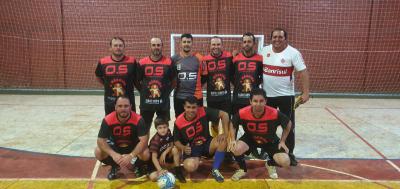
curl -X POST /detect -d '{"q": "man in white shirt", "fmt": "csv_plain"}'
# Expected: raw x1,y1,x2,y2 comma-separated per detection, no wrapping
261,28,310,166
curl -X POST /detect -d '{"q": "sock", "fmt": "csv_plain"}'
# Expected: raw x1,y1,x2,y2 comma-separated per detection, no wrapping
212,151,225,170
234,155,247,172
100,156,118,167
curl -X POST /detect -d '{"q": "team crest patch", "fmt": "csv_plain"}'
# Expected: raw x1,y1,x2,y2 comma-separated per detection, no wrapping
281,58,286,63
267,53,270,57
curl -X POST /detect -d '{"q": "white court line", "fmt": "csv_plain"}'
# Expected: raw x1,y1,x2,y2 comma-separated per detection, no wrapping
301,163,369,181
386,160,400,173
90,160,101,181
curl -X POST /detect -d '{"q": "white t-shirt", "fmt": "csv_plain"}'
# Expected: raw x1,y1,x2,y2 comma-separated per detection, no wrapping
261,44,306,97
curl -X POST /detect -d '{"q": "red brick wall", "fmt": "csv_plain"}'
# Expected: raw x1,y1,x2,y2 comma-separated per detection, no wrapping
0,0,399,93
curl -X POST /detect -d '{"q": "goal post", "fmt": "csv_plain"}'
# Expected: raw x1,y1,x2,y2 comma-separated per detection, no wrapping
170,34,265,56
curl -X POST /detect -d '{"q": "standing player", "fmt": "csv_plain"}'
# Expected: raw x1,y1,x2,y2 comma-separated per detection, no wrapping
95,37,139,115
137,38,175,130
201,36,233,136
228,88,292,180
173,96,231,183
261,28,310,166
232,32,263,118
94,96,150,180
172,33,204,118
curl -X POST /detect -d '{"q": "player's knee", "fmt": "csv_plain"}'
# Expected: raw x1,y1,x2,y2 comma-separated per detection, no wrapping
172,146,179,156
232,142,248,156
94,147,107,160
138,148,150,161
273,153,290,167
217,139,227,151
184,159,198,172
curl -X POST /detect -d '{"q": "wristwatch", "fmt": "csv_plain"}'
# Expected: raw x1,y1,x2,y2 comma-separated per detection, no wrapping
130,153,137,165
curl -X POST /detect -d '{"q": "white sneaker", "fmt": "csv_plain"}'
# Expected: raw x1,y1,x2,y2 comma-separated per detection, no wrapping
231,169,247,181
265,162,278,179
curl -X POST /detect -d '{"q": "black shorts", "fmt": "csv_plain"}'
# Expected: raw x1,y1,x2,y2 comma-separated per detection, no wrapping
108,140,137,154
174,97,203,118
207,100,231,115
239,134,285,159
104,96,136,115
183,138,212,159
140,109,170,130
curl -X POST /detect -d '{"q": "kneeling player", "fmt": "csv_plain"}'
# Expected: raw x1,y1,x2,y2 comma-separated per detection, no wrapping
148,117,186,183
228,88,291,180
173,96,231,183
94,96,150,180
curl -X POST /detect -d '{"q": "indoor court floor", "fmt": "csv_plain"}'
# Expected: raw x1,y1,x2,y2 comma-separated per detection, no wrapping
0,94,399,189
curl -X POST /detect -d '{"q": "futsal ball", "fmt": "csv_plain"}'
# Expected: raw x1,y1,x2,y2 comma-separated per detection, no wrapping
157,172,176,189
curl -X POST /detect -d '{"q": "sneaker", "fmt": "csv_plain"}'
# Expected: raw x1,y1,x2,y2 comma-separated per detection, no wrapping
289,154,298,166
211,169,224,183
134,164,148,178
231,169,246,181
175,171,186,183
107,165,120,180
265,162,278,179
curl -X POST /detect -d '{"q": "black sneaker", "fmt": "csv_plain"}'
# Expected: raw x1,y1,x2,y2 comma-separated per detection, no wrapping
134,164,148,178
289,153,298,166
174,167,186,183
107,165,120,180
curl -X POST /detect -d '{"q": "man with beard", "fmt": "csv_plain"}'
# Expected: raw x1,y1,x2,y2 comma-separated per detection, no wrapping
95,37,139,115
172,33,204,118
232,32,263,121
94,96,150,180
137,38,176,130
228,88,292,180
261,28,310,166
173,96,231,183
201,37,233,137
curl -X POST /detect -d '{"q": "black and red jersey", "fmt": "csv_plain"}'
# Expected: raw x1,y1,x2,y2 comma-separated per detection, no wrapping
172,53,204,100
95,56,137,103
202,51,233,102
232,53,263,105
137,56,176,111
232,106,289,145
173,107,219,146
149,129,173,155
98,111,148,149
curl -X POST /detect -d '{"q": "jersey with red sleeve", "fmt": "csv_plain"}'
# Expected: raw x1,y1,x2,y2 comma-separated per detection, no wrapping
137,56,176,111
232,106,289,145
95,56,137,105
202,51,233,102
173,107,219,146
98,111,148,149
232,53,263,105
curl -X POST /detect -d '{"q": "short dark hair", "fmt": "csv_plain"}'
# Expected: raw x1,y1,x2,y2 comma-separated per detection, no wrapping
250,88,266,100
243,32,256,42
210,36,223,44
270,28,288,40
181,33,193,40
184,96,198,105
115,95,130,104
110,37,125,46
154,117,168,129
